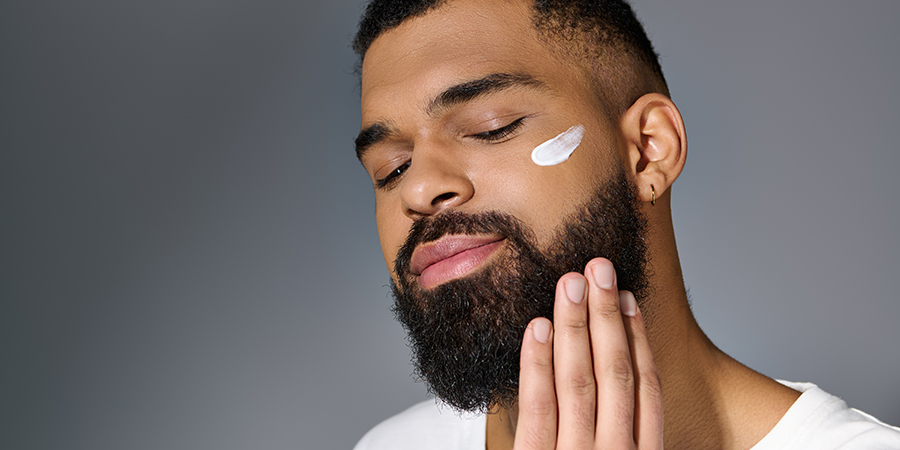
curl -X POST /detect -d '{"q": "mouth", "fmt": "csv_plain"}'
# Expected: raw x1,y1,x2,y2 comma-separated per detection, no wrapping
410,235,505,289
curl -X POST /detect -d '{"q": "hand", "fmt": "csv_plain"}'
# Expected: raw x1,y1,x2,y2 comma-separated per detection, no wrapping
514,258,663,449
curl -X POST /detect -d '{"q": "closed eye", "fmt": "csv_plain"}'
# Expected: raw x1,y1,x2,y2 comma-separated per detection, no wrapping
375,161,410,190
373,117,526,190
469,117,526,142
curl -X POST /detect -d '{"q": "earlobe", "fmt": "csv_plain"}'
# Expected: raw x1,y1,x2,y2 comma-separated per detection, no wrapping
620,93,687,205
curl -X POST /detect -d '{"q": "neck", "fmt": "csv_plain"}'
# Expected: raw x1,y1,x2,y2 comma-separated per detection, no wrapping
487,202,799,450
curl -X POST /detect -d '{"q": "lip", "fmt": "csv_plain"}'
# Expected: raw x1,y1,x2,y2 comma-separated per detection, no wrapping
410,235,505,289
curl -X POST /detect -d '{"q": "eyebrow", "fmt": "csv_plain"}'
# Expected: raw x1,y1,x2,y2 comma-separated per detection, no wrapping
355,121,396,161
426,72,547,116
355,72,548,162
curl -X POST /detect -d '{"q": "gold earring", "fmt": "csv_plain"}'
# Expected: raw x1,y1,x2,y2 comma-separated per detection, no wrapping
651,185,656,206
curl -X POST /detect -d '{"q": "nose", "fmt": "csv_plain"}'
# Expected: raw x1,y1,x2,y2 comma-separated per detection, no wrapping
399,146,474,220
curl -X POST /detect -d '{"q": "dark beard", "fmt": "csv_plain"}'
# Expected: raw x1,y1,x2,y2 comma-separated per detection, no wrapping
390,170,650,413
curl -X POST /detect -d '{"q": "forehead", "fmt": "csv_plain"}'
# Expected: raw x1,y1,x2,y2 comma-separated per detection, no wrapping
360,0,578,122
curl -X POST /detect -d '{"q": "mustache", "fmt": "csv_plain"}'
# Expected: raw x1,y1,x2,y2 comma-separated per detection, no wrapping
394,211,529,278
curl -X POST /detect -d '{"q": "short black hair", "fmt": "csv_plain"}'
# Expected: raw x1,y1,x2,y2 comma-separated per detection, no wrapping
352,0,668,115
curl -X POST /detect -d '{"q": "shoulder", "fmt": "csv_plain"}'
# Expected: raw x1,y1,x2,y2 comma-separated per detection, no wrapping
752,381,900,450
353,399,486,450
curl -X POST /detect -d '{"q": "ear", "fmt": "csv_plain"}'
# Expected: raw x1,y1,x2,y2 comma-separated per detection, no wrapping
619,93,687,205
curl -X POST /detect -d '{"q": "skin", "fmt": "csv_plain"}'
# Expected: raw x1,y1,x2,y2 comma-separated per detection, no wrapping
357,0,801,448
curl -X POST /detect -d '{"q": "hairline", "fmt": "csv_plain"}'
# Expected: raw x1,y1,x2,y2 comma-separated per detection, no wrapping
354,0,667,120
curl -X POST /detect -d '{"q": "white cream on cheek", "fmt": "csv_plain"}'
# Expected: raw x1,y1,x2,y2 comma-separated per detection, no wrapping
531,124,585,166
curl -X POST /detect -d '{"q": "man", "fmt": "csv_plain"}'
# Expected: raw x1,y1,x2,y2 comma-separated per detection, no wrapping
350,0,900,448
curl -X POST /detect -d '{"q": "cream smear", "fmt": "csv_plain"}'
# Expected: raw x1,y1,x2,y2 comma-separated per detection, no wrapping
531,124,585,166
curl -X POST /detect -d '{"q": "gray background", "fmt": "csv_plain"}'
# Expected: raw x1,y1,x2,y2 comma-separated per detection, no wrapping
2,1,898,449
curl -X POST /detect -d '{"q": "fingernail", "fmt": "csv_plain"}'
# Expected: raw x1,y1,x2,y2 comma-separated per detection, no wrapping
532,319,551,344
619,291,637,317
591,261,615,289
564,278,585,304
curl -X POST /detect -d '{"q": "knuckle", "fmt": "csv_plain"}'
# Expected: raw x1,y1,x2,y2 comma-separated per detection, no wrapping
606,354,634,391
639,371,663,402
593,298,621,320
527,351,553,371
524,398,555,419
522,341,553,370
560,315,588,333
563,371,596,398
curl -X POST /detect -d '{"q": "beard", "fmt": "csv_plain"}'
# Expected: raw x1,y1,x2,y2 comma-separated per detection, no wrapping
390,170,650,413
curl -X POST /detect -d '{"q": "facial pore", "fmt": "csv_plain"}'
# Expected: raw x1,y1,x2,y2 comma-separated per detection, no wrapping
390,170,650,413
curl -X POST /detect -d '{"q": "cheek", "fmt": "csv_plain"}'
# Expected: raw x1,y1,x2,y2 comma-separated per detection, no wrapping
474,136,616,244
476,167,590,244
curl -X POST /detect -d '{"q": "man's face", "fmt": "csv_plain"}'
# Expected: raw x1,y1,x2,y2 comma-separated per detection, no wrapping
357,0,646,411
358,0,626,275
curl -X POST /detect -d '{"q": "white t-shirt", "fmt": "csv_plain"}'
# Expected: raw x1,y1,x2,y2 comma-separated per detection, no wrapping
353,381,900,449
750,381,900,449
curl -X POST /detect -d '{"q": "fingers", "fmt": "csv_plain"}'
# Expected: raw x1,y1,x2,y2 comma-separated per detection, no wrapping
621,290,664,448
584,259,636,447
514,317,557,449
552,274,596,448
515,258,663,450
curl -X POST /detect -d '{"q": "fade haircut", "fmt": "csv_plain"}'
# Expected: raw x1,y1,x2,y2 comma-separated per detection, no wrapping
352,0,669,117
